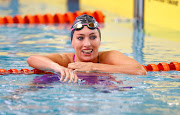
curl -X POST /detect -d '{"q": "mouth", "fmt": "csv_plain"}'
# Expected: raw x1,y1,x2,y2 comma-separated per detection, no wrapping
82,49,93,54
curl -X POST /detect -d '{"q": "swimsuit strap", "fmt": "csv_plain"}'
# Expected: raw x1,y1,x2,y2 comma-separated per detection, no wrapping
73,54,99,63
97,54,99,63
73,54,75,63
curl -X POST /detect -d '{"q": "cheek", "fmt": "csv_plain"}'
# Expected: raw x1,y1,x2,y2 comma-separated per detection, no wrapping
98,40,101,46
93,40,101,48
72,40,81,50
72,38,78,48
72,41,74,48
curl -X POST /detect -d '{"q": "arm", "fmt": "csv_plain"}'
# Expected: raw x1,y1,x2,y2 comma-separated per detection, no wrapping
97,50,147,75
68,50,147,75
93,63,146,75
27,53,70,70
27,53,78,83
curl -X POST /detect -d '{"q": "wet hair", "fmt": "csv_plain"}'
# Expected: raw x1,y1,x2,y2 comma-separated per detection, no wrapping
71,14,101,41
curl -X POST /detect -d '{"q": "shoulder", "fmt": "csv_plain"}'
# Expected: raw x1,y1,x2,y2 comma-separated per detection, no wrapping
99,50,125,58
99,50,137,65
61,53,74,62
47,53,74,67
47,53,74,59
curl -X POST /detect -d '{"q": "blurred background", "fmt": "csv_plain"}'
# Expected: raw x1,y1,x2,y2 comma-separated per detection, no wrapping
0,0,180,64
0,0,180,41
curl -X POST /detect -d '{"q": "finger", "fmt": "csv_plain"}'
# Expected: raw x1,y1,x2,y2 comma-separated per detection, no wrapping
74,74,78,83
67,63,72,68
68,63,75,69
69,70,74,83
68,71,75,83
63,69,70,82
60,70,65,81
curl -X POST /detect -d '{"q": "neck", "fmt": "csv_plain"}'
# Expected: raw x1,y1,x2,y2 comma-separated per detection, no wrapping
73,53,99,63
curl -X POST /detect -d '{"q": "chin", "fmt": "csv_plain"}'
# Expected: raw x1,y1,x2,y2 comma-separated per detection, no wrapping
77,51,98,62
81,57,94,62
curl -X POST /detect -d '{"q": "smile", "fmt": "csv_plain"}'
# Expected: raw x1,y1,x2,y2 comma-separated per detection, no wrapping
82,49,93,54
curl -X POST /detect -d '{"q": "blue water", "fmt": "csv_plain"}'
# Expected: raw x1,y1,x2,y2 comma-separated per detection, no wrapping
0,22,179,115
0,1,180,115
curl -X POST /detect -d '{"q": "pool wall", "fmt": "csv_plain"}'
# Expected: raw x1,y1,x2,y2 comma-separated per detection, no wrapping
80,0,180,42
144,0,180,43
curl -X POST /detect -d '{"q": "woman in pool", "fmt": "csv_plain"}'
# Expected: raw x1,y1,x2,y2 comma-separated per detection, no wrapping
27,14,147,83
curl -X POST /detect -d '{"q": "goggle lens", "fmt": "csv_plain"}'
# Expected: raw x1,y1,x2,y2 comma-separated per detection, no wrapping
76,24,83,30
88,23,95,28
72,22,98,32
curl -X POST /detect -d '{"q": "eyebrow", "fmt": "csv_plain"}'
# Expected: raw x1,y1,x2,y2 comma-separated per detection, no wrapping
77,33,97,36
77,34,84,35
90,33,97,35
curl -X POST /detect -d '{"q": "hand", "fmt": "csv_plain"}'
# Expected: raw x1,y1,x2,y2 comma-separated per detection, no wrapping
53,66,78,83
68,62,94,72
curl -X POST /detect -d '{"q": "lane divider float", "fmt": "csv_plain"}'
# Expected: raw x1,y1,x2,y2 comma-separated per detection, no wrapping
0,10,104,25
142,62,180,71
0,62,179,75
0,68,53,75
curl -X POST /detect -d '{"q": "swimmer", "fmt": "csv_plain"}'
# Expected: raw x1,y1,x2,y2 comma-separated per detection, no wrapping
27,14,147,83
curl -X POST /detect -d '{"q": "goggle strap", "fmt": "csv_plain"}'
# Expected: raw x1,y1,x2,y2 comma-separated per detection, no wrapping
82,23,88,25
71,28,74,32
71,27,100,32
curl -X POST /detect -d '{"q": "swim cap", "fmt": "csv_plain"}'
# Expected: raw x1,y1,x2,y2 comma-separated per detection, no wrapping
71,14,101,41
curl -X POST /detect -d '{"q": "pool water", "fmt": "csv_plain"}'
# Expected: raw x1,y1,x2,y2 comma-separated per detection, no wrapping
0,21,179,115
0,1,180,115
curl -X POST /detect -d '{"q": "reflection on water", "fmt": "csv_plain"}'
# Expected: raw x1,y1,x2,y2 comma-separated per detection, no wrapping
0,1,180,114
0,73,145,114
0,21,180,114
145,72,180,108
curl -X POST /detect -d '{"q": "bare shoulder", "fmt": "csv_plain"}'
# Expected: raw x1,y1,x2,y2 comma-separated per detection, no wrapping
47,53,74,67
99,50,124,56
99,50,139,65
99,50,125,59
60,53,74,62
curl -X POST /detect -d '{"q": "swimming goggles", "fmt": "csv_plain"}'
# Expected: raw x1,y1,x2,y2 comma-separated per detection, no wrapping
71,22,99,32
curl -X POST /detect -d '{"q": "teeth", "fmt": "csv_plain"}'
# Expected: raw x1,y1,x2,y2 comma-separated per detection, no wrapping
82,49,93,54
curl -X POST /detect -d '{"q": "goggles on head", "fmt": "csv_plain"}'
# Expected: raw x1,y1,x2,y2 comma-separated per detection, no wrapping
71,22,99,32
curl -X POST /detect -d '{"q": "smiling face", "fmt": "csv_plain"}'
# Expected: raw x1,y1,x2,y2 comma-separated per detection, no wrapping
72,26,101,62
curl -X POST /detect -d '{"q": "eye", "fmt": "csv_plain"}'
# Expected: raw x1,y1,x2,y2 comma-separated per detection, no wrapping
90,35,96,40
77,36,84,40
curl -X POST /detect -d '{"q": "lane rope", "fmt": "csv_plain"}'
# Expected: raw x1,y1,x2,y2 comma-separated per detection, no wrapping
0,10,104,24
0,62,179,75
142,62,180,71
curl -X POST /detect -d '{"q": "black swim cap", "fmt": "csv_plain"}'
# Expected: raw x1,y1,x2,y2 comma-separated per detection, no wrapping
71,14,101,41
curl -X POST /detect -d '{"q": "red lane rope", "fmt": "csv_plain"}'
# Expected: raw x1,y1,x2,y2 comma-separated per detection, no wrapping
0,62,179,75
0,68,53,75
142,62,180,71
0,10,105,24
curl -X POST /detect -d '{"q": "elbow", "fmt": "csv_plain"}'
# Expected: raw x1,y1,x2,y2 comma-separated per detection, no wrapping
135,66,148,75
27,55,37,67
27,56,34,64
136,70,147,75
27,56,31,64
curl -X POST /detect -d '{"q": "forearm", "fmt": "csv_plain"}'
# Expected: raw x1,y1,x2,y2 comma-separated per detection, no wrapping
27,55,61,71
92,63,147,75
27,55,79,83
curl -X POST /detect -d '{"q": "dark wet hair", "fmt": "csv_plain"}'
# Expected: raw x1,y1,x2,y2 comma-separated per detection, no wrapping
71,14,101,41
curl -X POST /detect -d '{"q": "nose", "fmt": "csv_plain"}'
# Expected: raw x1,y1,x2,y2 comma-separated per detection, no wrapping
83,37,91,47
